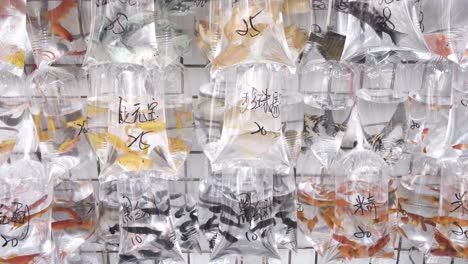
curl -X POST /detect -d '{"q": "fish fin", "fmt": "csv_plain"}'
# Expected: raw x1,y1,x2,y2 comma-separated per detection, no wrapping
388,31,406,45
51,22,73,42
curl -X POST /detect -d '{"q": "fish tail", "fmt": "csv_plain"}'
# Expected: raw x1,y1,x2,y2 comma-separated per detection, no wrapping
388,31,406,45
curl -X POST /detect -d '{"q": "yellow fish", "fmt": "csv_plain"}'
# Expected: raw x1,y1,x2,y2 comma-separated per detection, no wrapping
117,154,153,171
5,50,25,68
87,105,108,116
134,121,166,133
58,137,80,153
175,111,192,130
168,136,189,153
87,132,107,150
0,139,16,153
66,116,87,129
284,24,308,50
104,133,136,154
47,117,56,133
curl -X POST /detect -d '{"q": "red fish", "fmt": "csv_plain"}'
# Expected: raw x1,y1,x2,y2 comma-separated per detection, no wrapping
453,144,468,150
0,254,41,264
424,33,454,59
368,233,391,257
46,0,77,42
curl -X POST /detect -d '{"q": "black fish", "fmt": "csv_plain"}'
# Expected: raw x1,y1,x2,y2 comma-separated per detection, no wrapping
180,220,195,233
119,254,137,263
141,200,171,216
189,209,198,222
199,215,218,231
209,204,237,216
250,218,276,233
122,226,162,236
174,207,185,218
219,229,238,243
170,193,183,200
108,224,119,234
348,2,406,44
156,237,175,250
309,31,346,61
139,250,161,259
275,211,298,229
219,216,241,227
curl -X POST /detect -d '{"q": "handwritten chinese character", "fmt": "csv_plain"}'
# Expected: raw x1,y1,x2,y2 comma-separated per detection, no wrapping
127,131,150,150
451,191,468,214
353,193,377,217
118,97,159,124
240,87,280,118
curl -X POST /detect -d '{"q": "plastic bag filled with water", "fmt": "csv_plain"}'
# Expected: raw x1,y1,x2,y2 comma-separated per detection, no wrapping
416,0,468,65
195,0,306,73
0,159,55,263
325,149,395,263
397,154,440,254
117,174,184,263
272,171,297,250
303,0,350,63
209,167,280,261
341,0,429,62
205,64,290,174
0,0,27,76
26,0,87,65
98,64,177,182
447,64,468,157
407,60,452,159
426,158,468,263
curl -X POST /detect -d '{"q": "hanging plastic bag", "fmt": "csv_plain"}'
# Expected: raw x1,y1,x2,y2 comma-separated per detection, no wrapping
117,174,184,263
169,180,201,252
99,63,176,182
301,61,355,168
341,0,429,62
0,0,27,76
50,163,99,260
162,64,193,175
324,149,394,262
195,66,232,150
356,60,409,168
28,66,100,260
447,64,468,157
206,64,290,173
407,60,452,159
209,167,280,261
272,171,297,250
426,158,468,262
397,154,440,254
296,151,337,255
418,0,468,65
85,0,156,66
282,0,311,62
195,0,297,73
0,159,55,263
303,0,350,63
26,0,87,65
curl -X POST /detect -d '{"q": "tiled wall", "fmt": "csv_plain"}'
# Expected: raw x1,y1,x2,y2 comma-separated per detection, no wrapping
22,2,463,263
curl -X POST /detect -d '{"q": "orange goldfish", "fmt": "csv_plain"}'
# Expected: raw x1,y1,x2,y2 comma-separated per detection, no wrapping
212,44,249,69
175,111,192,130
320,207,336,229
117,154,153,171
452,144,468,150
298,192,335,208
0,253,41,264
168,136,189,153
333,234,358,247
52,219,94,231
338,244,366,259
421,128,429,142
0,139,15,154
424,33,454,59
368,233,391,257
46,0,77,42
431,230,458,257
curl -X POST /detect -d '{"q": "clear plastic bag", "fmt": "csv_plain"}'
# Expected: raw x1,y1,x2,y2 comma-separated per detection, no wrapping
98,64,176,182
26,0,87,65
303,0,350,63
195,0,299,73
341,0,429,61
272,171,297,250
168,180,201,252
397,154,440,253
209,167,280,261
418,0,468,65
0,159,55,263
50,163,99,260
447,64,468,157
0,72,28,166
0,0,26,76
407,60,452,159
85,0,190,68
300,61,355,168
117,174,184,263
426,158,468,262
325,149,395,262
205,64,291,174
